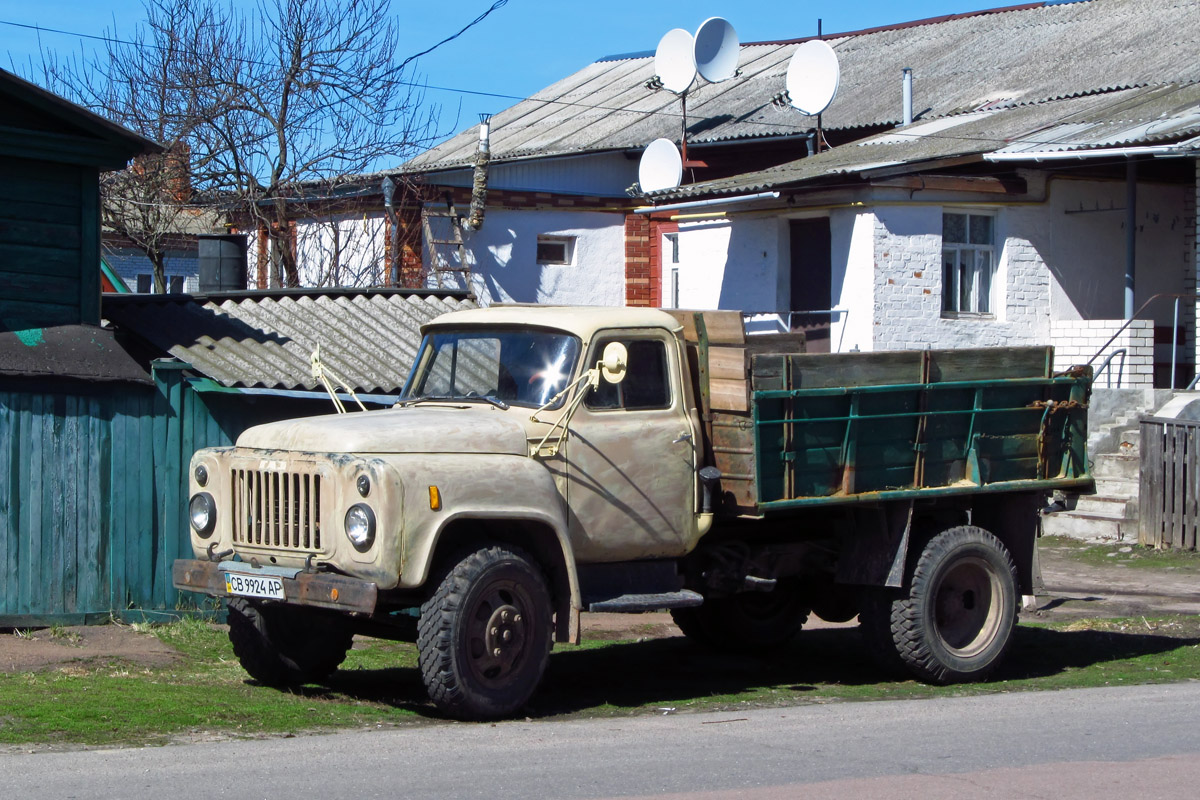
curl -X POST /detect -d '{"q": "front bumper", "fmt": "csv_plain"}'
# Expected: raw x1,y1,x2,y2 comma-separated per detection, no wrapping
173,559,379,614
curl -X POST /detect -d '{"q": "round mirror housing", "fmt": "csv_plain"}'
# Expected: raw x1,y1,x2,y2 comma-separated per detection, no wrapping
600,342,628,384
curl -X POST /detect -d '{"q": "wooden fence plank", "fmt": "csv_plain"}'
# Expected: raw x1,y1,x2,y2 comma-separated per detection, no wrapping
1188,425,1199,551
0,394,15,616
1140,417,1200,551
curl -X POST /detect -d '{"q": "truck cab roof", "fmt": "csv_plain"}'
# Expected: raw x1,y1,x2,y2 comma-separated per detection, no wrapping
423,305,684,341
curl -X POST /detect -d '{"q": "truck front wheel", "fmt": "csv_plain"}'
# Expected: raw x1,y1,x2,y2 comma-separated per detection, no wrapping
226,598,354,687
417,546,553,720
671,582,809,651
860,525,1018,684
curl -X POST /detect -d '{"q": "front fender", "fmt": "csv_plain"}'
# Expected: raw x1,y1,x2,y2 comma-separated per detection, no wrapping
390,454,579,611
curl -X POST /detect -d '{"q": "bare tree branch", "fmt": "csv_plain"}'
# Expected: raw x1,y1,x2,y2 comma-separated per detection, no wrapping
38,0,443,289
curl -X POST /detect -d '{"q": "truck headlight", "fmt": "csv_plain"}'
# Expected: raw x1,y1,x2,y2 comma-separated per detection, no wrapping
189,493,216,538
344,504,376,552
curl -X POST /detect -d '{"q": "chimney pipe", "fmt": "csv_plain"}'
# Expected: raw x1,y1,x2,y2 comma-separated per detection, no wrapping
902,68,913,126
466,113,491,231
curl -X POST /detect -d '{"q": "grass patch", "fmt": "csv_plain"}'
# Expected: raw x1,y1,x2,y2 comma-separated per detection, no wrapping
1040,535,1200,572
1,615,1198,747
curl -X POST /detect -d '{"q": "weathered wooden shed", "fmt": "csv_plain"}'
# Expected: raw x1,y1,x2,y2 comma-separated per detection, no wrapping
0,68,160,330
2,283,472,625
1,68,163,625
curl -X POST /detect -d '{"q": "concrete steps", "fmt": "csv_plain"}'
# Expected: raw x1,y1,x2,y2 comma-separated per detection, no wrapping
1043,406,1148,543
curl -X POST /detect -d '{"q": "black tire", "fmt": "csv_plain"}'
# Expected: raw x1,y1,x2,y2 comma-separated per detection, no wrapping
862,525,1018,684
670,583,809,651
417,546,553,720
226,598,354,687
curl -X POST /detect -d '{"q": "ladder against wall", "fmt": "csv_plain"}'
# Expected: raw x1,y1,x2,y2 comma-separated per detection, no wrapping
421,194,472,290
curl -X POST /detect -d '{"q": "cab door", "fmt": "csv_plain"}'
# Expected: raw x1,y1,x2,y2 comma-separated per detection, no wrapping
564,329,697,562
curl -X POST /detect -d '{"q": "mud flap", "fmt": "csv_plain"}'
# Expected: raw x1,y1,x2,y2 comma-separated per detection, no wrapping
835,501,914,587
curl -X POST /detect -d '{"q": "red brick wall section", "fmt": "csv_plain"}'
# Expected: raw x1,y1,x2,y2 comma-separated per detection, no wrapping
625,214,676,307
625,213,652,306
397,206,424,288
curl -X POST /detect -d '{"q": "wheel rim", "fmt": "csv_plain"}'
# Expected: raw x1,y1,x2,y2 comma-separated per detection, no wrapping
465,579,531,688
931,556,1003,657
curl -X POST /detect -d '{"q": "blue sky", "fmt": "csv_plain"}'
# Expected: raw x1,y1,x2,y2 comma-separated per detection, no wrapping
1,0,1012,145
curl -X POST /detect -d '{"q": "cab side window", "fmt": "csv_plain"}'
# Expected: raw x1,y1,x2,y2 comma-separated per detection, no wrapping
587,338,670,410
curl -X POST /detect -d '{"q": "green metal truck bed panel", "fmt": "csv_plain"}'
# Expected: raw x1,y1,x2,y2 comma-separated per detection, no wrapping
744,348,1091,512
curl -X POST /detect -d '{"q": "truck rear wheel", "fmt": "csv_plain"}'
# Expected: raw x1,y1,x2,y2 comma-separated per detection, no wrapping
417,546,553,720
226,598,353,687
671,583,809,651
860,525,1018,684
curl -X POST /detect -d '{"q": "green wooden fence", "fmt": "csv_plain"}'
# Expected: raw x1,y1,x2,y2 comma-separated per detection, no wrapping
0,361,324,626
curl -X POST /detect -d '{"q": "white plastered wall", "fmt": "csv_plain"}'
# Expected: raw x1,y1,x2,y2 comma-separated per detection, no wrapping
830,208,876,352
666,217,786,312
428,208,626,306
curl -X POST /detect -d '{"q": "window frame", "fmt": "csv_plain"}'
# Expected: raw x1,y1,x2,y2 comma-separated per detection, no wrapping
584,333,674,413
535,235,575,266
941,210,997,317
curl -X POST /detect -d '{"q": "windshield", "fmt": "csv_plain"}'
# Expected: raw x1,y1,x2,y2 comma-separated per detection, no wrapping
402,328,581,408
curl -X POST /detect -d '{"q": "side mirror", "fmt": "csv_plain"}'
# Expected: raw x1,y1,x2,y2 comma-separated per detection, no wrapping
599,342,628,384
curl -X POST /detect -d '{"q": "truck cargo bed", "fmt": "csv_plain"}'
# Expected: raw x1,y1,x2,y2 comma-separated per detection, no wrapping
668,312,1092,516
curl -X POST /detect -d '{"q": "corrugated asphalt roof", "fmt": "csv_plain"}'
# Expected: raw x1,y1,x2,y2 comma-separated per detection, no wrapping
102,289,476,394
661,82,1200,199
403,0,1200,175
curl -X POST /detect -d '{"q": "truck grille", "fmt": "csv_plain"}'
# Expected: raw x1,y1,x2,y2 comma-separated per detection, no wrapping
231,468,323,551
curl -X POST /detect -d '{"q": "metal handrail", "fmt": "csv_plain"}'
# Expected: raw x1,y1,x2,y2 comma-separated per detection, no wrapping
1085,292,1196,367
1093,348,1127,388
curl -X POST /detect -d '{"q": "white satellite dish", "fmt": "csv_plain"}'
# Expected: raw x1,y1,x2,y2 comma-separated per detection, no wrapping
694,17,739,83
655,28,696,94
786,40,841,115
638,138,683,193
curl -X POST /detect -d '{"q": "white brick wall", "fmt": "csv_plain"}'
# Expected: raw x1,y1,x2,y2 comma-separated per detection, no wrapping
1051,319,1153,387
870,206,1051,350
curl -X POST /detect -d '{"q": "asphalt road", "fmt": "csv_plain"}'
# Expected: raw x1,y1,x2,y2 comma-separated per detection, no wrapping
4,683,1200,799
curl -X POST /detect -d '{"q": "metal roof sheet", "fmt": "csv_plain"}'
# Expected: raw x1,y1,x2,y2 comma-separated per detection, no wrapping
655,82,1200,199
102,290,476,394
404,0,1200,174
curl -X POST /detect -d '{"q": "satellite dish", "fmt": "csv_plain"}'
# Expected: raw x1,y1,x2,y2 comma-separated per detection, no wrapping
694,17,739,83
638,138,683,193
655,28,696,94
786,40,841,115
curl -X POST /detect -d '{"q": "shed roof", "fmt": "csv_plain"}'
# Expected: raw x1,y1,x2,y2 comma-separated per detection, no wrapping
102,289,476,394
402,0,1200,180
0,325,151,385
0,69,162,169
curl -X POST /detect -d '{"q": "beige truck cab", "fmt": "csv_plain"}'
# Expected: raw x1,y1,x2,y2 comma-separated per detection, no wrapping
175,306,709,719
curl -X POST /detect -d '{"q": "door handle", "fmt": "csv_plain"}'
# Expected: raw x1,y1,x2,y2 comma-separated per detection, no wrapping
672,432,693,444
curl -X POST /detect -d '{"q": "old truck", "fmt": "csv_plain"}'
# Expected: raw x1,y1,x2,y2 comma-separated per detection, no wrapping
173,306,1092,719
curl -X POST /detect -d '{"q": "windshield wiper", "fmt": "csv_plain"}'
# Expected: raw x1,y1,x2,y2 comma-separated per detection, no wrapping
399,394,509,410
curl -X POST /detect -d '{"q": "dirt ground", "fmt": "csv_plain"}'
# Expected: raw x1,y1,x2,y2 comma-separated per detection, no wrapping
2,542,1197,674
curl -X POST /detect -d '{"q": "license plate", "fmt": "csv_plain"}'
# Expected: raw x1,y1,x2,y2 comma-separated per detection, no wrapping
224,572,285,600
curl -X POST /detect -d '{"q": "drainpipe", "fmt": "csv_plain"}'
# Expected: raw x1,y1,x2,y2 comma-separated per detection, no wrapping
381,176,398,284
902,68,914,126
466,113,491,231
1125,158,1137,320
